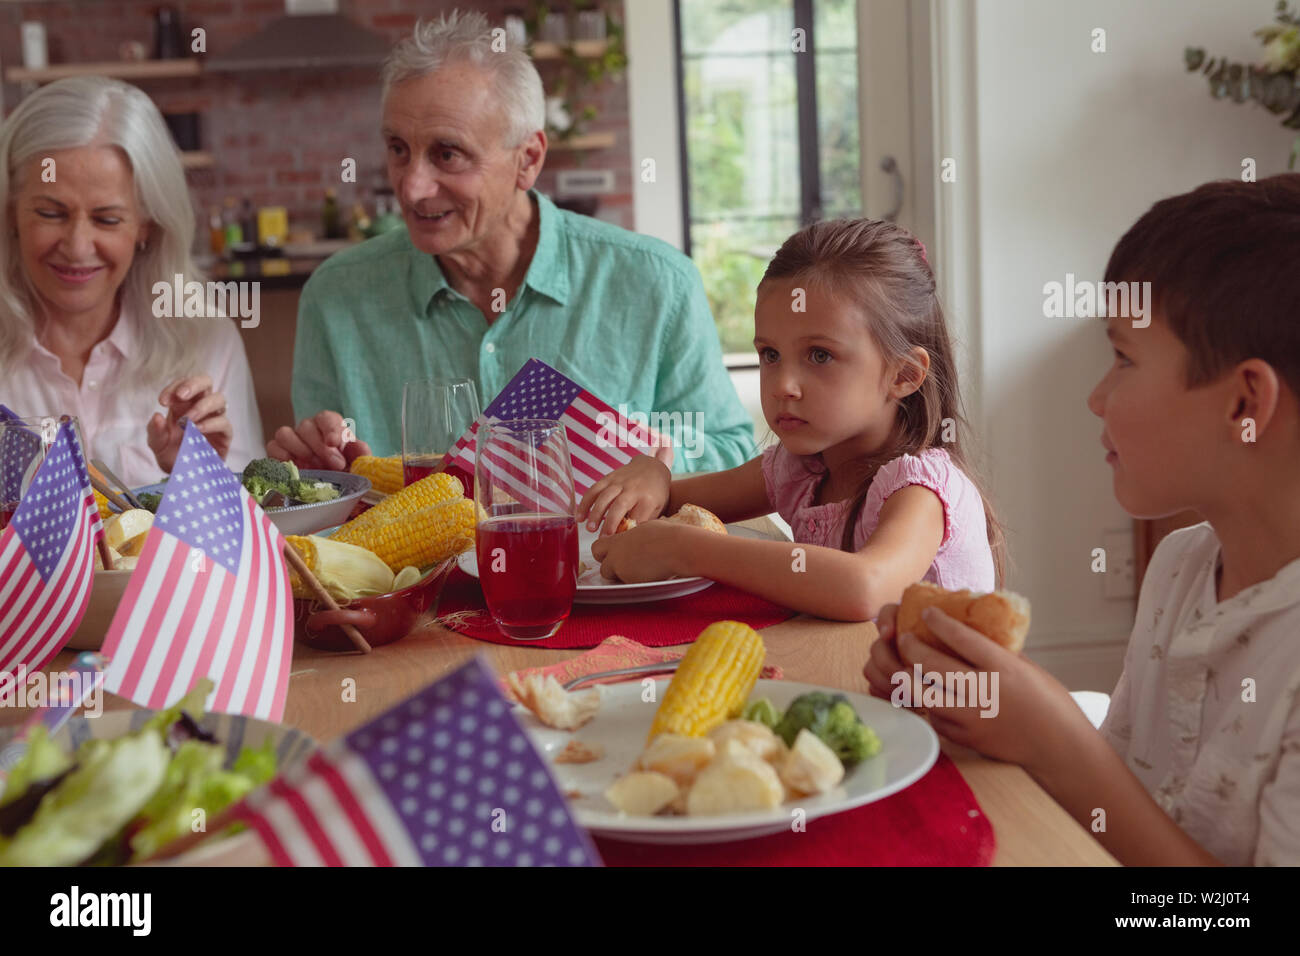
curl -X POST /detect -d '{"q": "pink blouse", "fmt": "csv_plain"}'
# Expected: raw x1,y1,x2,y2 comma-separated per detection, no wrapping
760,444,996,592
0,312,262,489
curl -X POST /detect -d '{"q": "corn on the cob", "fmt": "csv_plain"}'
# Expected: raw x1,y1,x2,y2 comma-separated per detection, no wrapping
333,495,477,573
349,455,405,496
93,488,113,519
285,534,395,601
647,621,766,742
334,472,463,541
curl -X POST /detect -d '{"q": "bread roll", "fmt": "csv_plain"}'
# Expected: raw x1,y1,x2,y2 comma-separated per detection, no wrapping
897,581,1031,653
665,503,727,535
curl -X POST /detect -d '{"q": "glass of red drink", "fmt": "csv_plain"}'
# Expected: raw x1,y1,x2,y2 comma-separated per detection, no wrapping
401,378,480,491
474,419,578,640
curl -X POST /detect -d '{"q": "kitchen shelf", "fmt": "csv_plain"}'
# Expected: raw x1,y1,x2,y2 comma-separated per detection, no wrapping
5,59,201,84
531,39,611,60
550,131,616,151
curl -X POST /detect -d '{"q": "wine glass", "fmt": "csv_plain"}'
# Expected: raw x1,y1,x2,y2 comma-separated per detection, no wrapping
401,378,480,489
474,419,578,640
0,415,83,530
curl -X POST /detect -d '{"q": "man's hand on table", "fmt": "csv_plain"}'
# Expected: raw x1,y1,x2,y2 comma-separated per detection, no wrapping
267,410,372,471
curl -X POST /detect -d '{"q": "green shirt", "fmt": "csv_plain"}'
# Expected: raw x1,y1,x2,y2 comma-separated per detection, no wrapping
292,190,754,473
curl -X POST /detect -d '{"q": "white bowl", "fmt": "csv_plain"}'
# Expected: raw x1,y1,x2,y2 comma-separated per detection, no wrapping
0,709,316,866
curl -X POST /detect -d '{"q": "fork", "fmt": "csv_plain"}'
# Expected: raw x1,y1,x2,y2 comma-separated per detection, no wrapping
92,458,145,511
561,660,681,691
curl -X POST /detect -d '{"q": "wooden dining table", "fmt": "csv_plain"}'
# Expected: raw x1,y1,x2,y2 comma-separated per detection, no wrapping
2,519,1115,866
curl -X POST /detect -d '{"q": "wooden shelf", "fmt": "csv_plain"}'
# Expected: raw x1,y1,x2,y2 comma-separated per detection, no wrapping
550,131,616,151
531,39,610,60
5,59,201,84
181,151,214,170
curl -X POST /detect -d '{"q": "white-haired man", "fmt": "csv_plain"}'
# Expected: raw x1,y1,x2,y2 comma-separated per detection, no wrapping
271,11,754,475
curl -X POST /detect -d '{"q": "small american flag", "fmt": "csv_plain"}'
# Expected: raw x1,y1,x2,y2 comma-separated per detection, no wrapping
101,421,293,721
223,656,599,867
444,359,662,512
0,420,104,675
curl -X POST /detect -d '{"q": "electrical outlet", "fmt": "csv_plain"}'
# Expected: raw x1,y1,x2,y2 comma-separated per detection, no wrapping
1102,528,1135,600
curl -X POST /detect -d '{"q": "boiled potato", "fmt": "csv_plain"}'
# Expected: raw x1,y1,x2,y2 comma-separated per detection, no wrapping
637,733,715,788
605,772,679,816
779,729,845,796
104,509,153,552
686,740,784,816
708,719,783,761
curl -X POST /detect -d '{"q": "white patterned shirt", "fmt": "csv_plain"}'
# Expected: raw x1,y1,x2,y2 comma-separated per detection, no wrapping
1099,522,1300,865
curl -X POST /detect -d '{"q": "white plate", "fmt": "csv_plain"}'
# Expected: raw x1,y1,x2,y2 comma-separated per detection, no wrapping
457,523,774,606
520,679,939,845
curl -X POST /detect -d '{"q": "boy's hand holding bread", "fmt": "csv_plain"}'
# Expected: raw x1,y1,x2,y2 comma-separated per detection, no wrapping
864,583,1095,772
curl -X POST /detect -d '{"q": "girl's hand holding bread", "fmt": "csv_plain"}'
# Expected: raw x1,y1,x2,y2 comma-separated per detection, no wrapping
577,454,673,536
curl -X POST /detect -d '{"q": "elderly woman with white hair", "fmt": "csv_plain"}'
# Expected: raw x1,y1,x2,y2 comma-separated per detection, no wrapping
0,76,261,487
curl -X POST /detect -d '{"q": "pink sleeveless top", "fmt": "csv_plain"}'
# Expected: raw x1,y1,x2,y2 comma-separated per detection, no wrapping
760,444,995,592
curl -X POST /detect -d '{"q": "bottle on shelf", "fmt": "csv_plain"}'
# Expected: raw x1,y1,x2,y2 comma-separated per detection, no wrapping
322,188,341,240
239,198,257,250
221,197,242,249
208,206,225,257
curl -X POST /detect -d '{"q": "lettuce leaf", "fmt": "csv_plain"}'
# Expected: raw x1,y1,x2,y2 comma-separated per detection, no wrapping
0,730,169,866
0,727,73,810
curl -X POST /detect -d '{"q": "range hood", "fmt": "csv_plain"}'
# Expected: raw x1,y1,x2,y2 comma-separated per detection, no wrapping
205,1,390,72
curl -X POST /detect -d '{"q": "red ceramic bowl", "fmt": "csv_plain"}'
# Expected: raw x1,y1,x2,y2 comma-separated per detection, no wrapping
293,559,455,651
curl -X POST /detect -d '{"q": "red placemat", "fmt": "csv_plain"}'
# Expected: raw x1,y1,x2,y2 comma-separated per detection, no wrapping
435,567,797,648
593,753,994,866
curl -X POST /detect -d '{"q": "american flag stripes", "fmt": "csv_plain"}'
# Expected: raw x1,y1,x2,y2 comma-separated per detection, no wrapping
224,657,599,867
444,359,663,511
0,420,104,676
101,421,293,721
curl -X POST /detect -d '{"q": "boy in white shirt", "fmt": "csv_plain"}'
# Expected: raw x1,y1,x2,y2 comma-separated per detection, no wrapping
864,174,1300,866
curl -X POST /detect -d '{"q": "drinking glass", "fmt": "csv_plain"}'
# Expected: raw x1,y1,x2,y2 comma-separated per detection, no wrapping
401,378,479,491
474,419,578,640
0,415,80,531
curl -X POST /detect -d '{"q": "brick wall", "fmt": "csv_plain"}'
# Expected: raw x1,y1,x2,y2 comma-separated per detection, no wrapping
1,0,634,241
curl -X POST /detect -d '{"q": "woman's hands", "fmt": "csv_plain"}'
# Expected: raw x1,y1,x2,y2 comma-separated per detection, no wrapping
148,374,232,472
576,454,673,536
267,410,372,471
864,602,1092,775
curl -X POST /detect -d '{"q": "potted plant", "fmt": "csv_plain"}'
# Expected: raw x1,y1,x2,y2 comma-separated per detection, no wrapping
1185,1,1300,169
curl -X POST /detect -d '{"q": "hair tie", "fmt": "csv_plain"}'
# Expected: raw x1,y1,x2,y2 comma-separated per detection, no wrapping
914,237,928,265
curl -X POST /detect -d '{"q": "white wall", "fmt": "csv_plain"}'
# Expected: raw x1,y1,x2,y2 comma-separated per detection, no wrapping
967,0,1289,687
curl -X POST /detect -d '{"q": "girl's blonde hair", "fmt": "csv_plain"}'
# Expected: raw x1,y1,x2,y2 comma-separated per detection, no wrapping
0,75,207,382
761,217,1008,584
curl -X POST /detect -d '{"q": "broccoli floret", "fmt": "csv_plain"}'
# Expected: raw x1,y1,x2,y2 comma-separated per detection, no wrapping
242,458,294,486
288,479,339,504
742,698,782,730
242,476,282,503
774,692,881,766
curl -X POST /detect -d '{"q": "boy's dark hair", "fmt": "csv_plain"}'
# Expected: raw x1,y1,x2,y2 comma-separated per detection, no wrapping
1105,173,1300,397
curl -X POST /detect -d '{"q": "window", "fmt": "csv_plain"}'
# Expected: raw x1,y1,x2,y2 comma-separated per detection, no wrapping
677,0,862,356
